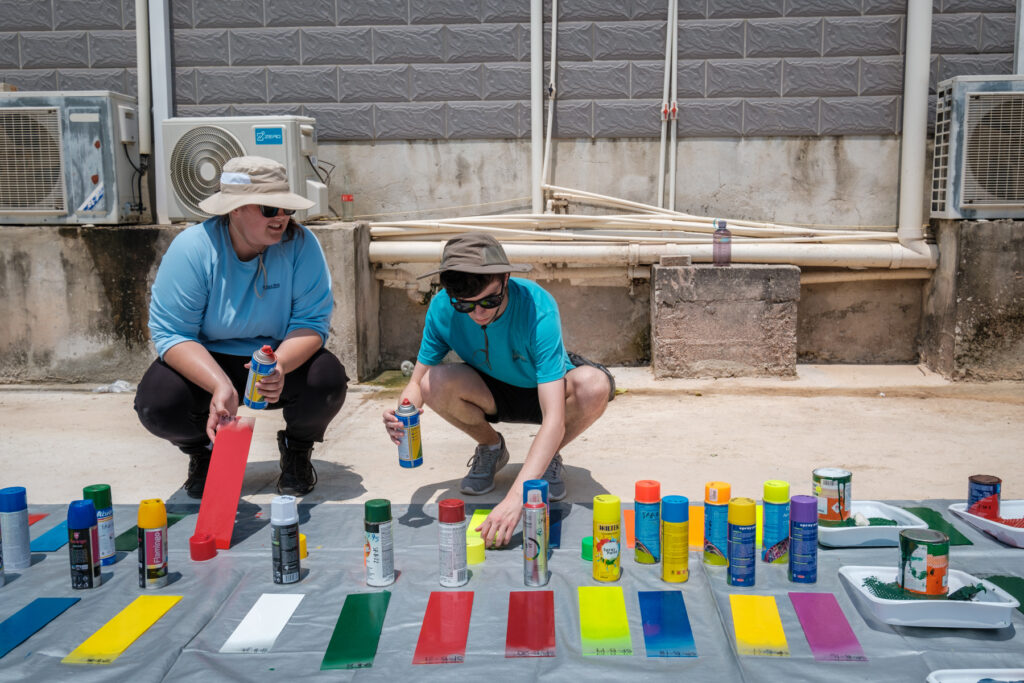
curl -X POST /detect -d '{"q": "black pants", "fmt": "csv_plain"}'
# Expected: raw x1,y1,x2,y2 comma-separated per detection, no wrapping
134,347,348,450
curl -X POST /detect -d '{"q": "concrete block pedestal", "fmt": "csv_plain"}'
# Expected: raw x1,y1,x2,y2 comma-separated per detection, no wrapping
651,263,800,378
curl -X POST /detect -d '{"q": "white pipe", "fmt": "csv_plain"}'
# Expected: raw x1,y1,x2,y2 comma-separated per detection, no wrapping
667,0,679,211
530,0,543,214
800,269,932,284
540,0,557,191
656,0,673,208
148,0,174,225
369,240,936,269
897,0,933,248
1016,0,1024,74
134,0,151,156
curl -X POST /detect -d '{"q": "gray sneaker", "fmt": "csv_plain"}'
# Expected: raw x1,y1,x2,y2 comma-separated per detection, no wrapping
460,433,509,495
543,452,566,501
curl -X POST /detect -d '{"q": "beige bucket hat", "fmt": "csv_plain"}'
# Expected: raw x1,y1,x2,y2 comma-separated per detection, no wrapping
197,156,314,215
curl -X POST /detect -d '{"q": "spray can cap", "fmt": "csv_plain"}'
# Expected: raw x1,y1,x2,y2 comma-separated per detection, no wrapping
67,499,97,529
438,498,465,523
523,479,548,504
260,345,276,359
763,480,790,505
83,484,112,510
661,495,689,523
0,486,27,512
790,495,818,523
271,495,299,525
365,498,392,523
728,497,757,526
137,498,167,528
592,494,621,524
705,481,731,504
526,489,543,504
635,480,661,503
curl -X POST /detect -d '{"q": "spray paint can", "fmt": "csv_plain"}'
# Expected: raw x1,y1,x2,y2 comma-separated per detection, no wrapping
660,495,689,583
634,480,661,564
524,479,549,548
138,499,168,589
592,494,621,582
0,520,4,587
813,467,852,527
396,398,423,468
523,490,549,586
761,480,790,564
68,500,100,589
271,495,301,584
727,497,757,587
364,498,395,587
243,345,277,409
703,481,731,567
0,487,31,570
898,528,949,598
788,495,818,584
438,499,468,587
83,484,115,567
967,474,1001,517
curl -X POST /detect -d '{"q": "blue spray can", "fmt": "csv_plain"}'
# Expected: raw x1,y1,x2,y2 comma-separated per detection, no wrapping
68,500,100,589
396,398,423,467
703,481,730,566
727,497,756,587
789,495,818,583
634,480,661,563
761,480,790,564
243,345,277,409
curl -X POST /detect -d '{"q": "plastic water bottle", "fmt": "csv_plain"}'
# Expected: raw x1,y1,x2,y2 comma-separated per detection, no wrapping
713,219,731,266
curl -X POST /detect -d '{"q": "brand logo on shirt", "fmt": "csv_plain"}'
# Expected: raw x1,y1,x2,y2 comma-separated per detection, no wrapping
263,283,281,290
512,351,526,363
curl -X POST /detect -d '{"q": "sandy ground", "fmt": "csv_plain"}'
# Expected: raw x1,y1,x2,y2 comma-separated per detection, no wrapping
2,365,1022,508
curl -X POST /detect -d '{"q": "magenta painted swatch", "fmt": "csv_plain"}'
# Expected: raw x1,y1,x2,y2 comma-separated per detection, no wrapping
788,592,867,662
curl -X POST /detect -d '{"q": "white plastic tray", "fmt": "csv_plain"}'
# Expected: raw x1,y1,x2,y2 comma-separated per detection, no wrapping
926,670,1024,683
948,500,1024,549
817,501,927,548
838,565,1020,629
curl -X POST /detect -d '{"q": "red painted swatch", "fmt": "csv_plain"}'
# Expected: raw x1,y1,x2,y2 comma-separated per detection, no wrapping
413,592,474,665
623,509,635,549
28,514,47,526
789,592,867,662
195,417,254,550
505,591,556,658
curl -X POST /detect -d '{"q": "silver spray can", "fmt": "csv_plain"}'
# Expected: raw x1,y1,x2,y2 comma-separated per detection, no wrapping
244,345,277,409
438,498,468,587
523,490,549,586
364,498,395,587
271,495,301,584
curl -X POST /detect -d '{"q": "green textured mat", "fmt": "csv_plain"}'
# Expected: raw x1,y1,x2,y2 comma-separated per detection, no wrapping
114,513,188,551
321,591,392,670
981,575,1024,615
901,507,973,546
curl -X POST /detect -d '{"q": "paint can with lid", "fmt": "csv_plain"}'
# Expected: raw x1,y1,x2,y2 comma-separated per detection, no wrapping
967,475,1001,517
243,345,277,409
813,468,852,527
898,528,949,598
438,499,468,587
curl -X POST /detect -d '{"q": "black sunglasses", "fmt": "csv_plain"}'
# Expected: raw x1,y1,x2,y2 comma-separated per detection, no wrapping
259,205,296,218
451,280,505,313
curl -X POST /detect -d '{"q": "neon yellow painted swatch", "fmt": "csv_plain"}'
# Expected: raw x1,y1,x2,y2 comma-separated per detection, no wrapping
63,595,182,665
578,586,633,656
729,594,789,657
467,509,491,540
756,503,764,550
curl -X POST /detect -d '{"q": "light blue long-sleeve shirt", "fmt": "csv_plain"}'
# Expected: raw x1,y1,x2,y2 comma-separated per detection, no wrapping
148,215,333,359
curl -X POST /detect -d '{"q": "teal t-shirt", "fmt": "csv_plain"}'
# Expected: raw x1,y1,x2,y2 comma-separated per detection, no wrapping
417,277,573,388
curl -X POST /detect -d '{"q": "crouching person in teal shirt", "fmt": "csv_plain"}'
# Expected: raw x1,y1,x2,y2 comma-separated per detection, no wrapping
382,232,615,547
135,156,348,498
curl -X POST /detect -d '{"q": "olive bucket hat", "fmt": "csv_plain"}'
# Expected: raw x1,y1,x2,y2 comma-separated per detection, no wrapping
197,156,314,215
417,232,533,279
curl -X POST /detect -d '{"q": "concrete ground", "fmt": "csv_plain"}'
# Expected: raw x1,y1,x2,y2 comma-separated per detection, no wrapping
1,365,1022,508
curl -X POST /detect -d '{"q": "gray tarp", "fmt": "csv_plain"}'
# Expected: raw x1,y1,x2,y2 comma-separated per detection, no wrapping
1,500,1021,682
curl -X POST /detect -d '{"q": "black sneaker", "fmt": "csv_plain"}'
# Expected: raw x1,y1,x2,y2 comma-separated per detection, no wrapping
276,430,317,496
181,445,212,499
459,433,509,495
543,452,566,502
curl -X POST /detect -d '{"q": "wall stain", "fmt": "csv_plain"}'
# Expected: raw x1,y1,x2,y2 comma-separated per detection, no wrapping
67,226,162,350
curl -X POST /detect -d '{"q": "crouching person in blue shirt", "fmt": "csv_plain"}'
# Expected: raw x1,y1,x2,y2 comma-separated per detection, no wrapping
135,156,348,498
382,232,615,547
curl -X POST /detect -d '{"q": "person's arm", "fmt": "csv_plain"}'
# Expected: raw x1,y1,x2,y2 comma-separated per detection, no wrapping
163,340,238,442
477,378,566,547
382,361,430,444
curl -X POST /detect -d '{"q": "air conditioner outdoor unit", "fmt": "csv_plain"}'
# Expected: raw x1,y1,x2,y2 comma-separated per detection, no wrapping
0,90,142,225
161,115,328,224
930,75,1024,220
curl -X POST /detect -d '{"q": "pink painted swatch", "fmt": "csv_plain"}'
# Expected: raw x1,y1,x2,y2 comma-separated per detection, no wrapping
789,592,867,662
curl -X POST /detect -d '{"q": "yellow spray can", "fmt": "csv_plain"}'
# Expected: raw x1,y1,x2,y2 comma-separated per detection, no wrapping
592,494,621,582
660,495,690,583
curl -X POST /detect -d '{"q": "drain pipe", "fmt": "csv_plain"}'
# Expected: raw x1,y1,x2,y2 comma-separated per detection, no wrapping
656,0,673,208
135,0,151,159
145,0,174,225
897,0,934,257
667,0,679,211
531,0,543,214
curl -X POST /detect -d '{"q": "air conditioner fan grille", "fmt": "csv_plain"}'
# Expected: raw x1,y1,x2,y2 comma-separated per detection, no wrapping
0,108,65,211
169,125,245,216
963,93,1024,206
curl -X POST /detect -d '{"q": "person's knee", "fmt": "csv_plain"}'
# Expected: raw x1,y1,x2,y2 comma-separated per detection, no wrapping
568,366,611,413
307,352,349,410
420,365,477,409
